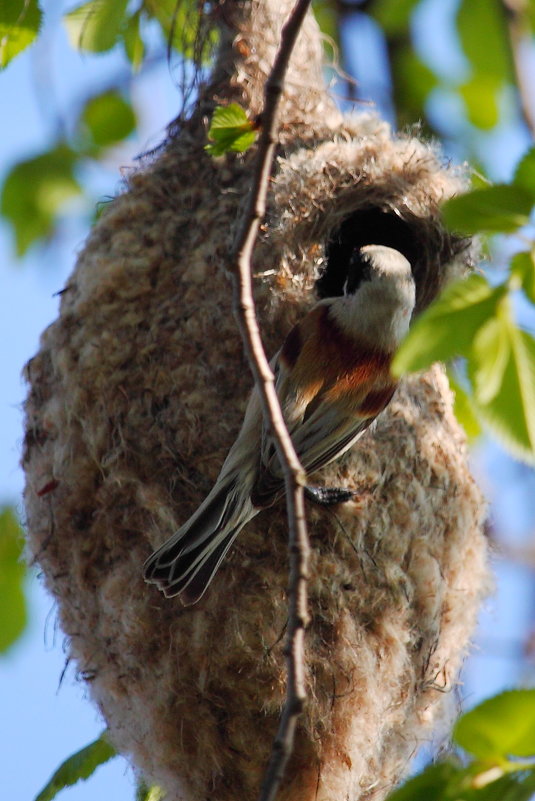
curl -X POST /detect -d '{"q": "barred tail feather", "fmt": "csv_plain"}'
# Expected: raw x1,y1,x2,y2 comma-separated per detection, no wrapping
143,477,255,605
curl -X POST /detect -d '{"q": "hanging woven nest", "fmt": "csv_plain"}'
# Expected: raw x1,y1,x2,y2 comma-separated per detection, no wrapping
22,1,489,799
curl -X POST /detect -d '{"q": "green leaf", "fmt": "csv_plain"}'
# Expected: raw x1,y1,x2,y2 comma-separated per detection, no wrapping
447,368,482,441
459,75,501,130
370,0,420,34
135,782,166,801
63,0,129,53
528,0,535,34
454,690,535,761
513,147,535,200
511,250,535,304
122,10,145,71
34,732,117,801
312,0,339,46
387,761,535,801
0,506,27,654
392,47,439,123
385,760,461,800
457,0,512,82
144,0,217,61
80,90,136,148
469,308,535,464
205,103,257,156
470,171,493,190
470,314,510,404
0,0,42,68
392,274,506,374
466,770,535,801
1,145,82,256
442,185,534,235
511,771,535,801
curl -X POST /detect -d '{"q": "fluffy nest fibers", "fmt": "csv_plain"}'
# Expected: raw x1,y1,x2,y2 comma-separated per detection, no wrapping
22,4,489,801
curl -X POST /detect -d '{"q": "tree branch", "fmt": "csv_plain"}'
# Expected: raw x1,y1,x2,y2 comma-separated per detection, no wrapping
501,0,535,139
229,1,313,799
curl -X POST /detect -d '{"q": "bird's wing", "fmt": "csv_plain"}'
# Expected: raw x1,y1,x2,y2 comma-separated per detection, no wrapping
253,388,385,507
253,303,396,506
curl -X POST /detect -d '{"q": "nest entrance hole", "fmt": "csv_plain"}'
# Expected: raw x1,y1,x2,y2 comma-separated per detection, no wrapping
317,208,417,299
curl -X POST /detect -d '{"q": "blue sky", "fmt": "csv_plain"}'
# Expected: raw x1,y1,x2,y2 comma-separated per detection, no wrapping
1,2,535,801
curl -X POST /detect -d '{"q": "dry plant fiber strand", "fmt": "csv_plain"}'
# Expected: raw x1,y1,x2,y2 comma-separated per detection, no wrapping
22,1,489,799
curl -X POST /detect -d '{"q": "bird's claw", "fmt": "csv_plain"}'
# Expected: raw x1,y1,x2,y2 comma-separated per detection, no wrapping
304,485,356,506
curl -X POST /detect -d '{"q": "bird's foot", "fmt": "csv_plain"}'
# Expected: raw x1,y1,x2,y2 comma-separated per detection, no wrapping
304,485,356,506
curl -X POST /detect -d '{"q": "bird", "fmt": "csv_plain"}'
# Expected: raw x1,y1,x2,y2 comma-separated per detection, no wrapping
143,244,416,605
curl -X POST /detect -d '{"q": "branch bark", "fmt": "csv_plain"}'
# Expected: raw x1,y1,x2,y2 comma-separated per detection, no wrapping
229,1,313,799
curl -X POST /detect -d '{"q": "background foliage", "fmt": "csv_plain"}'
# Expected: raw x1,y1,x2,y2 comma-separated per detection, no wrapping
1,0,535,799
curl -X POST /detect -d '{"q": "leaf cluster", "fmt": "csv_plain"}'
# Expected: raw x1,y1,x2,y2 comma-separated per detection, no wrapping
393,148,535,464
310,0,535,466
1,88,137,256
387,690,535,801
32,690,535,801
313,0,535,466
1,0,215,71
364,0,527,134
0,0,217,255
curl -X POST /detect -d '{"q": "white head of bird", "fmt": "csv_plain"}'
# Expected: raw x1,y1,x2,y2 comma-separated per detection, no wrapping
333,244,415,351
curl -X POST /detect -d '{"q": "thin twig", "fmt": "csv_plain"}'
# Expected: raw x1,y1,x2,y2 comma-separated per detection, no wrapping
501,0,535,139
229,1,313,800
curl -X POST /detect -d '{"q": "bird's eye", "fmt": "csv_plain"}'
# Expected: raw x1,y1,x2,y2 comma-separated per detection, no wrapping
316,208,416,300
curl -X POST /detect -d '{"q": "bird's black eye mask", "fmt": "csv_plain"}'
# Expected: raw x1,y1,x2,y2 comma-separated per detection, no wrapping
317,208,417,300
343,250,373,295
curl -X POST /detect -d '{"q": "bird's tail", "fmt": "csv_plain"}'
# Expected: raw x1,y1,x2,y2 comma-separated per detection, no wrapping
143,477,255,605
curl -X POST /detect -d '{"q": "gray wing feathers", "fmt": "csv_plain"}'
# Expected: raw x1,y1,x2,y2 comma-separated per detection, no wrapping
253,404,371,506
